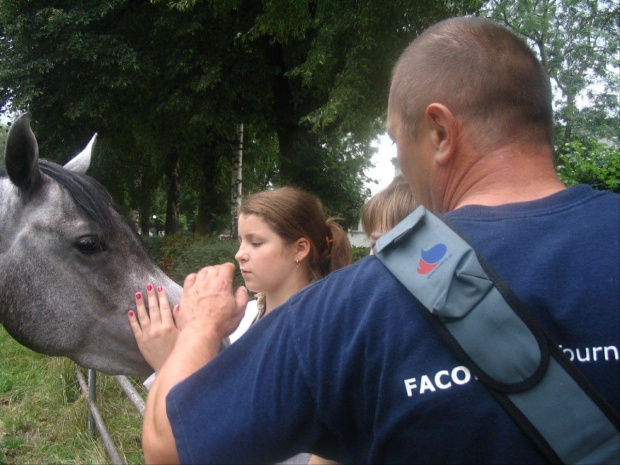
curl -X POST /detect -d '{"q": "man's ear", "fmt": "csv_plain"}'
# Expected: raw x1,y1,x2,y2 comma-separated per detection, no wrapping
295,238,311,262
425,103,458,165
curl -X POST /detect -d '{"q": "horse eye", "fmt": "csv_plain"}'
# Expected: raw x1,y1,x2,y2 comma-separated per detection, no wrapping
75,235,108,255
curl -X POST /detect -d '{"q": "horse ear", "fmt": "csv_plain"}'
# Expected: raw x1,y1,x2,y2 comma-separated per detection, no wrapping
4,113,42,191
64,133,97,174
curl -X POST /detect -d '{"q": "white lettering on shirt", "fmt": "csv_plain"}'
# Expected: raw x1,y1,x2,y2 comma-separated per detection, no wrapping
419,375,436,394
404,378,418,397
404,365,473,397
558,345,619,363
405,345,619,397
434,370,451,389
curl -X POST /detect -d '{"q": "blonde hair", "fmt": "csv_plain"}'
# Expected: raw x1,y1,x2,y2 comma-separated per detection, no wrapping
361,175,416,237
240,187,351,280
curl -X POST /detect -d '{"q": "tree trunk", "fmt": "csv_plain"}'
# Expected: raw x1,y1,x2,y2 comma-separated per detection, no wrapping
138,202,151,236
230,123,244,237
136,171,153,236
165,154,180,235
195,195,211,236
268,41,322,189
195,138,226,236
564,92,575,141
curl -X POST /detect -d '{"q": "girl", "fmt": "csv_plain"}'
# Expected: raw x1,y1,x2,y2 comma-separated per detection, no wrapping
361,175,416,252
129,185,350,383
130,187,350,464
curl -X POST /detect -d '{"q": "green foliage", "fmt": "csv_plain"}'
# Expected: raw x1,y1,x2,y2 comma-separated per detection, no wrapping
242,128,281,193
143,235,244,286
0,123,8,155
484,1,619,200
143,235,370,289
556,139,620,193
351,246,370,263
483,0,619,143
0,0,481,236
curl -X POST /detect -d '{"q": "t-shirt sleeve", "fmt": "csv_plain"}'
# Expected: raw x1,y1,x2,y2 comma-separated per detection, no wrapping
166,307,323,464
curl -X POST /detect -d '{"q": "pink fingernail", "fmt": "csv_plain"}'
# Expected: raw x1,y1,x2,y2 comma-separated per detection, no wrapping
157,286,163,293
135,292,142,300
128,310,134,317
146,284,153,292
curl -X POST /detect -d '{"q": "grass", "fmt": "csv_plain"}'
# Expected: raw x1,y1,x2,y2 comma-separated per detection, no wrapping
0,326,146,464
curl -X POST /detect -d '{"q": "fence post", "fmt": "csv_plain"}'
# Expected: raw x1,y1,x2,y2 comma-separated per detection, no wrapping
115,376,146,417
76,368,146,463
77,370,126,465
87,369,97,438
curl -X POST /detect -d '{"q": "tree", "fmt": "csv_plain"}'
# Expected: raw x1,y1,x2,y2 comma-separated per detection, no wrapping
0,1,169,231
0,0,246,234
159,0,482,227
1,0,482,233
482,0,619,144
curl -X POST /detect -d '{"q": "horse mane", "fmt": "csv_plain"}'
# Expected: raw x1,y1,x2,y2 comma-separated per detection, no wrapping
38,160,138,239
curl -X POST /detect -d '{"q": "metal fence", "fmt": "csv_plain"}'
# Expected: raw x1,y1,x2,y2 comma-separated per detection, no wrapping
75,368,145,465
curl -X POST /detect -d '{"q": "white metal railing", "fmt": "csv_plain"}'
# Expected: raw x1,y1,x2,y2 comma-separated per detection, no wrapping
76,368,145,465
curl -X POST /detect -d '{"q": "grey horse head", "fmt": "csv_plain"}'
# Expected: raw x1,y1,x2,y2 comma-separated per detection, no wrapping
0,113,181,377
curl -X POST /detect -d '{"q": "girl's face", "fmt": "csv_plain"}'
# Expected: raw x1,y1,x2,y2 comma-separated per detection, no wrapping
235,214,299,294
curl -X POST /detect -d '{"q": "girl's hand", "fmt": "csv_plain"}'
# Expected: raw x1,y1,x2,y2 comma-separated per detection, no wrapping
128,284,179,372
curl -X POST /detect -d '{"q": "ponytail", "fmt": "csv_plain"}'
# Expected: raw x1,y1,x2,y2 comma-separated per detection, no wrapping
321,218,351,277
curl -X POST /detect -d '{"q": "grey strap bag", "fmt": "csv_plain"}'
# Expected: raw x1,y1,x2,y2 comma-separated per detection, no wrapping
374,206,619,464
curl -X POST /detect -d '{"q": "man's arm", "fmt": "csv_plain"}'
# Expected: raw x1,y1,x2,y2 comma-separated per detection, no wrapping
141,264,248,464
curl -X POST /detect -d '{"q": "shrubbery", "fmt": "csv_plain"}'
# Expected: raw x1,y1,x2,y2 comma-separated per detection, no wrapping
351,246,371,263
143,236,243,286
143,235,371,288
556,139,620,193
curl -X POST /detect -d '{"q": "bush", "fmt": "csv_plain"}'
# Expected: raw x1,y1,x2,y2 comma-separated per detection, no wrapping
144,236,371,289
351,246,370,262
556,139,620,193
143,235,243,287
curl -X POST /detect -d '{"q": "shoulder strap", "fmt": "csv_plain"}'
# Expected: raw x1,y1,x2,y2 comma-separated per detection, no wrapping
374,206,620,465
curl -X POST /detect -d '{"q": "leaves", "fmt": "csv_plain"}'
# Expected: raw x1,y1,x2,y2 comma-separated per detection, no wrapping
0,0,480,235
556,139,620,192
483,0,619,142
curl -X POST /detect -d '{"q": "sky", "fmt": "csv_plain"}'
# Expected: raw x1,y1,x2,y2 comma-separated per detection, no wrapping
366,133,398,196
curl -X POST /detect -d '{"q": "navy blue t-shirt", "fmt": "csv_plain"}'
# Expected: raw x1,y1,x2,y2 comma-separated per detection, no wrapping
167,185,619,464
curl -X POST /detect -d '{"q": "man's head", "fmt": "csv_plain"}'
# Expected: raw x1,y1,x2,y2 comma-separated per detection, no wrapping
388,17,554,211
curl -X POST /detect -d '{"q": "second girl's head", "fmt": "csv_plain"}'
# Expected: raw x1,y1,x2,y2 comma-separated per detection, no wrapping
361,175,417,251
235,186,351,293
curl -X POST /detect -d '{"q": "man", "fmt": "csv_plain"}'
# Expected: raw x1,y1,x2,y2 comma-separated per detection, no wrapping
142,17,619,464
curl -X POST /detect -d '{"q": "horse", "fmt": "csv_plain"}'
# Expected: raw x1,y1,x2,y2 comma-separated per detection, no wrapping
0,113,182,377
